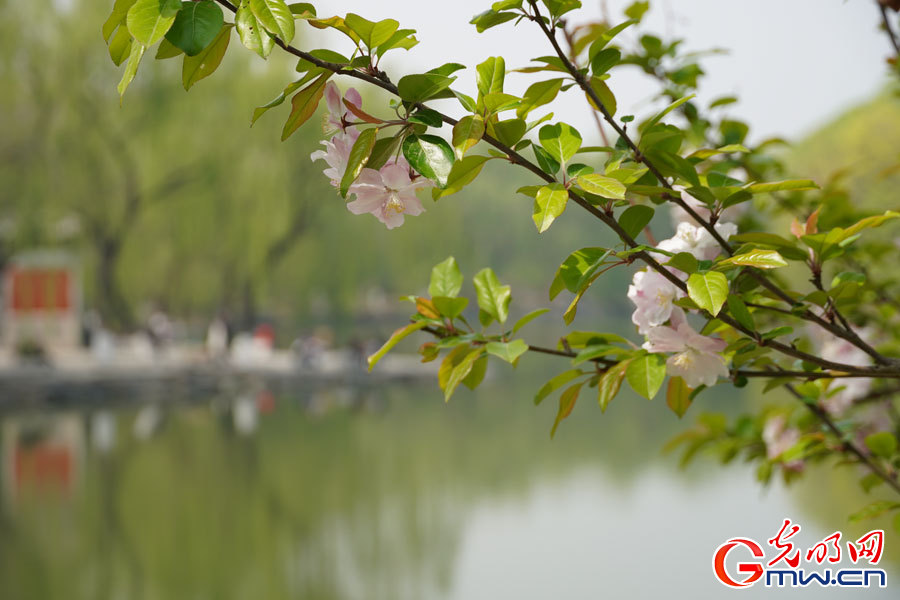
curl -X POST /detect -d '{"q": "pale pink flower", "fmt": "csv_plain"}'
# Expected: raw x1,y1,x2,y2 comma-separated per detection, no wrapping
762,415,804,470
323,82,362,135
310,130,358,187
347,159,432,229
657,220,738,262
819,334,873,416
643,308,729,388
627,269,683,334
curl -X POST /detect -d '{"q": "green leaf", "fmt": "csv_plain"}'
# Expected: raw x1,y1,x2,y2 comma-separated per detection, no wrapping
624,1,649,20
618,205,654,239
588,19,637,58
483,92,519,114
402,134,456,188
249,0,294,43
439,346,485,401
165,1,224,56
103,0,137,43
576,173,626,199
432,296,469,318
838,211,900,242
375,28,419,57
470,9,518,33
640,94,695,132
517,78,563,118
473,268,511,325
108,24,134,66
848,501,900,523
865,432,898,459
306,15,360,43
182,23,232,90
725,296,755,331
532,184,569,233
666,376,692,417
532,145,560,174
117,41,145,100
339,127,378,197
586,76,617,116
427,62,466,77
512,308,549,334
366,135,403,170
288,2,316,17
367,321,428,371
344,13,399,49
488,118,527,146
590,47,620,76
747,179,818,194
462,354,488,389
435,155,491,198
451,115,485,159
551,247,611,298
571,344,620,365
730,233,807,260
666,252,698,274
717,249,787,270
126,0,181,46
598,360,630,412
539,123,582,165
251,79,302,125
397,73,456,103
154,37,183,59
486,340,529,363
476,56,505,97
236,0,275,59
534,369,585,405
687,271,729,316
626,353,666,400
492,0,523,10
280,71,330,139
429,256,463,298
551,381,585,438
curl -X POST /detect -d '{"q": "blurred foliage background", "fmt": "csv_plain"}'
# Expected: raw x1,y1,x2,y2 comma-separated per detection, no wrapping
0,0,897,342
0,0,621,344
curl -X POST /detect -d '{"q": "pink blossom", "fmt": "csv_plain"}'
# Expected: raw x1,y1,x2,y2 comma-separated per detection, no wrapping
310,130,358,187
657,220,738,262
816,330,874,415
762,415,804,470
323,82,362,135
627,269,682,334
347,159,432,229
643,308,729,388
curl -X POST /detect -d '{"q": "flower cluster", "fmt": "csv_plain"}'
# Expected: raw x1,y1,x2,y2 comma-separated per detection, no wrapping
627,190,739,388
311,83,431,229
762,414,804,471
817,330,874,416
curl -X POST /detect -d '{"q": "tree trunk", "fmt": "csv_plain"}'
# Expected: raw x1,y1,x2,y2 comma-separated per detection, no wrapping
96,239,135,332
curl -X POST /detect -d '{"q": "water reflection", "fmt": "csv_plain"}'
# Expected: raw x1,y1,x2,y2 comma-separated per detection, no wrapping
1,374,897,599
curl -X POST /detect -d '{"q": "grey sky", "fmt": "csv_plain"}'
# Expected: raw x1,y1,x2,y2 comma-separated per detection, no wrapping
308,0,894,143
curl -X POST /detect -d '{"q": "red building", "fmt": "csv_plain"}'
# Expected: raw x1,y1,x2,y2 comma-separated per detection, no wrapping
2,251,81,354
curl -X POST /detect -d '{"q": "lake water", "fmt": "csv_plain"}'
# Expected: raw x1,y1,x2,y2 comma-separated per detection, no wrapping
1,370,897,599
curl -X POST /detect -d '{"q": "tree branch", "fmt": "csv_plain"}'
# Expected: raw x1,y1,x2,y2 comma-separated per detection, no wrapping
784,381,900,496
212,0,900,379
524,0,895,366
878,0,900,56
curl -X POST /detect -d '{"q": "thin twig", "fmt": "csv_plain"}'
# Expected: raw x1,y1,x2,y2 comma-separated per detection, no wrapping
878,0,900,56
783,382,900,496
